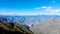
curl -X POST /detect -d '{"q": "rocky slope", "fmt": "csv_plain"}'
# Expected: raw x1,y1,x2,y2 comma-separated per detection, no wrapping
31,16,60,34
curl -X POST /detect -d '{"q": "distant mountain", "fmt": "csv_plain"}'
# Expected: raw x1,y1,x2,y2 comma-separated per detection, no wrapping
0,15,41,28
0,15,60,27
0,16,7,23
0,16,30,29
0,15,60,34
31,15,60,34
0,15,60,29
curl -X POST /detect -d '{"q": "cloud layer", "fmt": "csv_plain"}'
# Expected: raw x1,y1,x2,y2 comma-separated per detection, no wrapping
35,6,60,15
0,6,60,15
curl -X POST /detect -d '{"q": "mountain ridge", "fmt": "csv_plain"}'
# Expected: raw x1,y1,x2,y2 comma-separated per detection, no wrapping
0,22,33,34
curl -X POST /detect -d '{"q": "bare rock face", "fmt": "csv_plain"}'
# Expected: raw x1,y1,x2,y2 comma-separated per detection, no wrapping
31,18,60,34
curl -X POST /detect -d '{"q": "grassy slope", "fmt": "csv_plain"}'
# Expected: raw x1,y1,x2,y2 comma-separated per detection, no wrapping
0,22,33,34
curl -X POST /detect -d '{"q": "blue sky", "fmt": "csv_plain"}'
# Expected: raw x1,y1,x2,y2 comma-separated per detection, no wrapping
0,0,60,15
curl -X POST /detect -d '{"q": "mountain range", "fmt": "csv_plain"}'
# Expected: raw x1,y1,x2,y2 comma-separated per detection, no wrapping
0,15,60,34
0,15,60,28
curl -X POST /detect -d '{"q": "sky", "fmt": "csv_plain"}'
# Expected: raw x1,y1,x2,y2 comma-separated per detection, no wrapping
0,0,60,15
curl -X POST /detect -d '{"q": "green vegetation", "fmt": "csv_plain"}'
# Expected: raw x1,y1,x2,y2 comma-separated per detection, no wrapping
0,22,33,34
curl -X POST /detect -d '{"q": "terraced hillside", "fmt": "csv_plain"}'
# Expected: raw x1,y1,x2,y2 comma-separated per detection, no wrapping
0,22,33,34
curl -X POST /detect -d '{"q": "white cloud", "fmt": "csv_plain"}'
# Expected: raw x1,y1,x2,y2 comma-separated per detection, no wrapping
0,11,17,16
34,6,60,15
41,6,47,8
0,11,40,16
34,7,40,10
41,6,52,9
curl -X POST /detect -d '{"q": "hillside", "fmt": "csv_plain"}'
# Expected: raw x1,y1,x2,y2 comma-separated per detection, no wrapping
0,22,33,34
1,15,60,34
31,16,60,34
